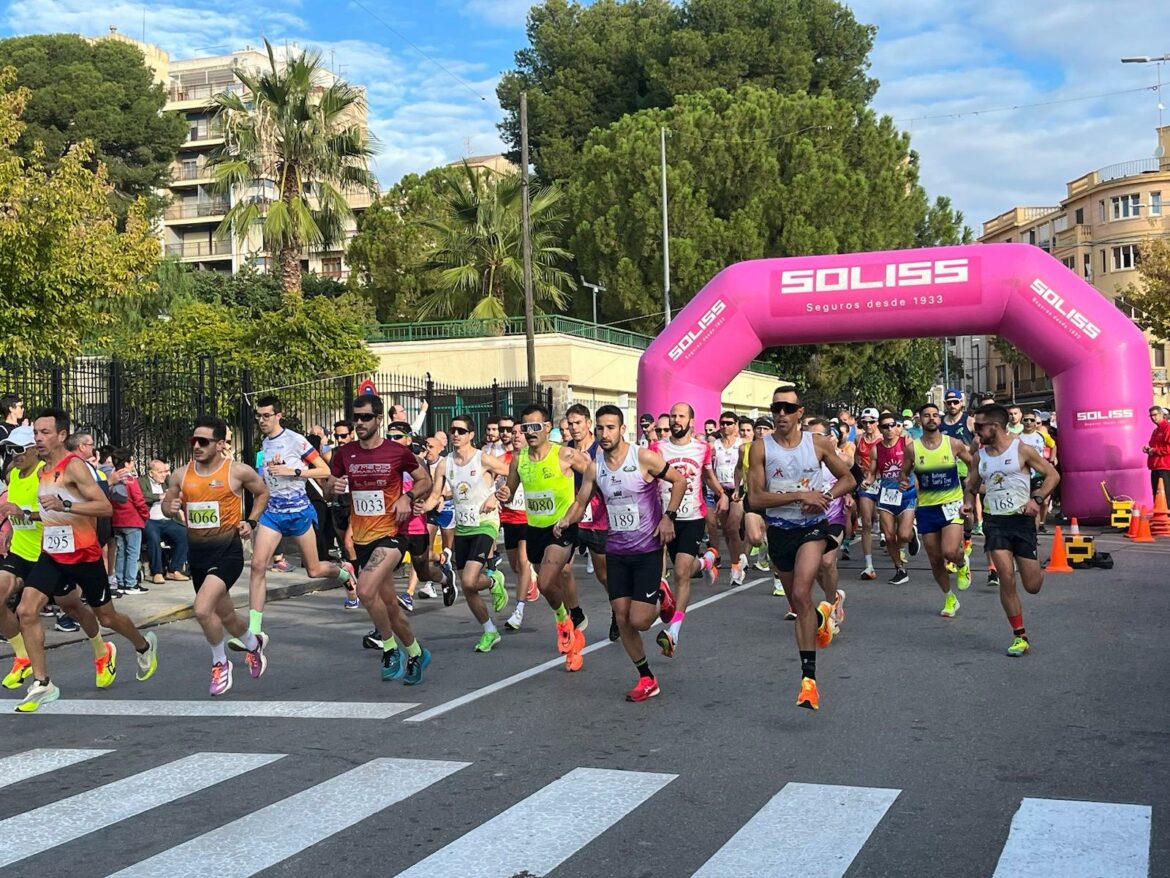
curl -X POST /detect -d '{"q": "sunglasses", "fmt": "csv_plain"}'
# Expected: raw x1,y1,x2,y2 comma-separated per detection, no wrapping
520,422,545,434
189,436,214,447
1023,418,1037,424
945,400,962,405
655,427,669,434
353,413,379,423
334,432,350,439
770,402,802,415
450,426,471,436
720,419,737,426
388,433,407,440
860,419,876,424
879,423,897,430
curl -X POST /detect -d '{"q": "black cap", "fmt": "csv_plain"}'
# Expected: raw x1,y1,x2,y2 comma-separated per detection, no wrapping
640,413,654,425
387,420,412,434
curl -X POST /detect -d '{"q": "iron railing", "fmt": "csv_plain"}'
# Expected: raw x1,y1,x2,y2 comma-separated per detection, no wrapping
165,239,233,258
1098,158,1162,183
163,201,230,220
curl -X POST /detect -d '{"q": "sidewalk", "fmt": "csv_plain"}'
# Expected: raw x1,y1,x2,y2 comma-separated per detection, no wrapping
1,559,344,659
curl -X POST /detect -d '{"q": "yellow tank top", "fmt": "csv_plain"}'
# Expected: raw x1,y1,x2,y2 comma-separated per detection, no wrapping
518,444,575,528
6,461,43,562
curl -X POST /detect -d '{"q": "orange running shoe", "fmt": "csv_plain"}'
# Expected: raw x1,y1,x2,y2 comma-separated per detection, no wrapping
796,677,819,710
565,628,585,671
556,618,574,654
815,601,834,649
658,578,677,624
527,577,540,602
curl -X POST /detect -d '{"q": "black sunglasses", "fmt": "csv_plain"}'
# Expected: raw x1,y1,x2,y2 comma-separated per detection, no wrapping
388,432,407,440
770,402,802,415
1022,418,1037,424
450,426,471,435
720,419,737,426
945,400,962,405
189,436,214,447
334,432,350,439
654,427,669,434
879,422,897,430
353,413,379,423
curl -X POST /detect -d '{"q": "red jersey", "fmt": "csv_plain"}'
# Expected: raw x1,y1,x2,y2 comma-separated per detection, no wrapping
499,450,527,526
856,434,882,472
330,440,417,545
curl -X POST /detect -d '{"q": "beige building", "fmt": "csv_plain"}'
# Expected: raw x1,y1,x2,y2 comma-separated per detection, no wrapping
366,317,783,423
96,27,373,278
446,154,519,176
978,126,1170,408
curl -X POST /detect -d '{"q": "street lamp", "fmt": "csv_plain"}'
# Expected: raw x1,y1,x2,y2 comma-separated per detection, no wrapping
971,341,982,396
1121,54,1169,157
580,276,606,325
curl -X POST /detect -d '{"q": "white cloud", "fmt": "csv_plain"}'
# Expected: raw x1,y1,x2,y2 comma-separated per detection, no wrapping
458,0,534,29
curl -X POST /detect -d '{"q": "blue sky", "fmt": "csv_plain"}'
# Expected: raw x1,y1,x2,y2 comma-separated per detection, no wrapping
2,0,1168,233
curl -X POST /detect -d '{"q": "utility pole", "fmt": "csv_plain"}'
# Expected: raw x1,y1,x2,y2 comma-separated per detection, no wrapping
580,276,606,325
943,337,950,390
660,126,672,325
521,92,536,397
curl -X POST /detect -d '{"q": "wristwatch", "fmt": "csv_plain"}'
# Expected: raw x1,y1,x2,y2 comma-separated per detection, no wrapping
62,499,72,512
664,509,678,521
245,518,259,529
294,467,303,478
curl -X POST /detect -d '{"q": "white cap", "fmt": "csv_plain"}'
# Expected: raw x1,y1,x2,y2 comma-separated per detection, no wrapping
0,425,34,449
861,407,880,420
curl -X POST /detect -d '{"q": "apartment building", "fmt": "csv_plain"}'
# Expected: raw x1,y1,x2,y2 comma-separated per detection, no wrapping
978,125,1170,409
97,27,373,279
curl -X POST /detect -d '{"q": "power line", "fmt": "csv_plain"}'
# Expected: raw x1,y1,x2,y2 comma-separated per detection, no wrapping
347,0,488,102
897,84,1158,124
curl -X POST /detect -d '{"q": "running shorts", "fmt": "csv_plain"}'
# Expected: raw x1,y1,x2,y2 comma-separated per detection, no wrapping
259,507,318,539
766,522,843,573
983,514,1038,561
502,522,527,551
525,523,578,567
26,556,111,608
0,553,34,581
877,488,917,517
606,551,663,604
916,502,964,535
355,536,406,573
576,526,607,556
189,537,245,592
667,518,706,562
454,533,496,570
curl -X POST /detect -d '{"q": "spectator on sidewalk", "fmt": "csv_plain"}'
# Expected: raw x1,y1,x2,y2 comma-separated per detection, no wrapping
1144,406,1170,502
0,393,25,469
110,448,150,596
141,458,189,583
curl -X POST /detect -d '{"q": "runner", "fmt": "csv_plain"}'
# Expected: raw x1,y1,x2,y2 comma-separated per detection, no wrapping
482,416,505,458
898,403,977,618
854,407,883,580
863,413,920,585
803,418,848,632
940,388,981,577
1006,404,1025,435
327,394,434,684
433,415,509,652
735,417,772,577
499,418,537,630
161,416,271,695
748,386,855,711
711,411,746,583
1017,413,1058,531
590,405,685,700
388,421,455,609
831,421,857,561
496,403,593,672
0,427,41,690
247,395,354,640
651,402,722,657
565,404,610,637
327,419,359,609
9,408,159,712
966,404,1060,656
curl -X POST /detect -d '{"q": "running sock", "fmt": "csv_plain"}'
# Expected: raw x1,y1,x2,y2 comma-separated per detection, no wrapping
382,636,399,653
8,632,26,659
211,639,227,664
249,609,263,635
864,554,873,568
406,640,422,658
569,606,585,628
800,650,816,681
1009,614,1025,636
338,566,352,584
634,657,653,680
554,603,569,623
483,619,498,634
240,632,259,652
89,634,106,659
668,611,685,640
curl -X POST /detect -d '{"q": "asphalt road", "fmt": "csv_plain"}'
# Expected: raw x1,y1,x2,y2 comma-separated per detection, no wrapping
1,532,1166,877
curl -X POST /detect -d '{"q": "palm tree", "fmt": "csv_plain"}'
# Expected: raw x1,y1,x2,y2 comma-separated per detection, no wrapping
416,162,575,320
206,39,378,301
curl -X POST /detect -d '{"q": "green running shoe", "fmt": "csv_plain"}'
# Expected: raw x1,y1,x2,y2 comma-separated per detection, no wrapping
475,630,501,653
940,593,959,618
489,569,508,612
957,563,972,591
1006,636,1030,657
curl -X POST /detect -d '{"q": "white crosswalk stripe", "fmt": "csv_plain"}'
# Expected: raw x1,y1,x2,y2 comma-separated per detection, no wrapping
0,747,112,789
0,751,283,869
29,699,419,720
110,758,470,878
393,767,677,878
992,797,1152,878
691,782,901,878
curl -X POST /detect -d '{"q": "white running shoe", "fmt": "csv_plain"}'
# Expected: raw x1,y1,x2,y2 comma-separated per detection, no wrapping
731,564,745,585
505,605,524,631
585,555,595,575
417,582,439,599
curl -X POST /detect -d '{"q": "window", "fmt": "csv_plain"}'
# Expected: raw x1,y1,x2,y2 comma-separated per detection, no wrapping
1061,256,1076,270
1152,192,1162,216
1083,253,1091,279
996,365,1006,391
1029,362,1037,381
1053,215,1068,233
1112,193,1141,219
321,256,343,278
1099,200,1106,223
1075,207,1084,225
1112,244,1140,271
1101,250,1108,273
1028,229,1037,245
1153,346,1167,368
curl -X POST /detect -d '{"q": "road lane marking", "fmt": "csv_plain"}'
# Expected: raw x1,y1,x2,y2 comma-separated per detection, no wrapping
393,767,676,878
110,758,470,878
692,782,900,878
0,748,113,789
404,576,765,723
0,752,283,869
992,797,1151,878
23,700,418,720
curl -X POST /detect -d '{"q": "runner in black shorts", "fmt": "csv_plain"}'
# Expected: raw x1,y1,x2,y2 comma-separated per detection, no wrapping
0,428,41,691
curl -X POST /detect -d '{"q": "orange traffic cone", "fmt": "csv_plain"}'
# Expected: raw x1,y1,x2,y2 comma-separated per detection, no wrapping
1133,506,1156,544
1069,517,1080,536
1126,506,1142,539
1151,484,1170,537
1045,525,1074,573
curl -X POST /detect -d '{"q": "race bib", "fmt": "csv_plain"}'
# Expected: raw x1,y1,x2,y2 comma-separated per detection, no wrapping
8,512,35,530
352,490,386,517
186,501,221,530
942,499,963,522
454,503,480,528
988,494,1020,514
879,487,903,506
581,502,594,524
44,525,75,555
526,490,555,516
609,503,641,533
263,471,283,489
716,462,735,485
678,491,696,519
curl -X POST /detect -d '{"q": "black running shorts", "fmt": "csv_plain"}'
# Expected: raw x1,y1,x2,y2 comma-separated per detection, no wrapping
606,551,662,604
983,514,1038,561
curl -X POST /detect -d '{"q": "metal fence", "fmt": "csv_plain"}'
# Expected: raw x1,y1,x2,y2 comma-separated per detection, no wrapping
0,357,551,469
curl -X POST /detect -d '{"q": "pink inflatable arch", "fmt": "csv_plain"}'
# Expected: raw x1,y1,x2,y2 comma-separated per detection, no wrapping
637,243,1152,523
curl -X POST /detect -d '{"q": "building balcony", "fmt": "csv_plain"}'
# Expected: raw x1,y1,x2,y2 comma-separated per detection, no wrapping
163,201,230,221
167,82,245,104
170,164,215,184
1053,225,1092,249
165,239,233,260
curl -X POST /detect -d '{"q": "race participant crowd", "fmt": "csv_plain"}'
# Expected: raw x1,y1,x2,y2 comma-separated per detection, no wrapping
0,384,1072,712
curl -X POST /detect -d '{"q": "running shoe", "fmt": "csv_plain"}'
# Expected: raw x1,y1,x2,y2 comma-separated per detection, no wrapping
940,593,959,618
888,568,910,585
972,522,983,536
441,555,458,606
564,629,585,672
831,588,846,626
945,561,957,573
381,648,404,680
626,676,660,702
656,629,675,658
95,642,117,689
417,582,439,599
754,547,770,571
271,559,293,573
608,613,620,642
796,677,819,710
474,630,501,653
784,609,798,621
859,567,876,581
658,577,676,624
840,544,851,561
879,534,887,549
772,580,786,597
398,593,414,613
362,629,383,650
343,596,360,610
15,679,59,713
555,618,575,654
209,660,233,696
135,631,158,681
987,569,1000,588
505,606,524,631
738,552,749,574
245,631,268,679
570,607,589,632
404,647,432,685
730,563,745,585
957,563,972,591
704,548,719,585
1006,635,1030,657
908,527,920,557
489,570,508,613
526,577,540,602
3,656,32,690
585,555,595,575
900,546,909,565
122,583,148,594
40,604,57,617
815,601,835,649
54,614,80,633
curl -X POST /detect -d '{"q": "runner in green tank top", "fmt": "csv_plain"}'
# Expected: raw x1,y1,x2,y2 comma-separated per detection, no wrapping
0,430,43,689
498,403,596,673
898,403,976,616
